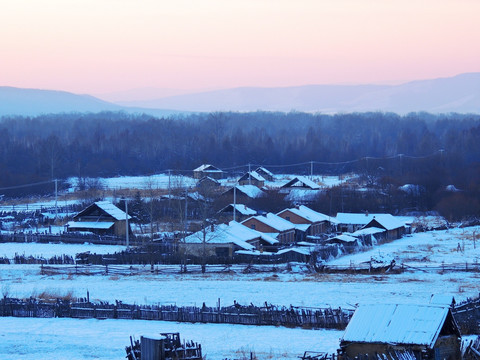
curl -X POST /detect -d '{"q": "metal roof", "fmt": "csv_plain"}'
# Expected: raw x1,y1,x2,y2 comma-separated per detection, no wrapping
342,303,452,348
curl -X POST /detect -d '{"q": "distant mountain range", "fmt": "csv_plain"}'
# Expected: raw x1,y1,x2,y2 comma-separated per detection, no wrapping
1,73,479,117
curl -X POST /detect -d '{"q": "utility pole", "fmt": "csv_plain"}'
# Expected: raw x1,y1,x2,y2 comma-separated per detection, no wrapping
248,163,251,185
233,185,237,222
310,161,313,179
125,199,129,249
54,179,58,220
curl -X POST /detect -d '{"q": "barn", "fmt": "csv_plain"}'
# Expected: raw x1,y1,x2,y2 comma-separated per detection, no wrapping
338,303,461,360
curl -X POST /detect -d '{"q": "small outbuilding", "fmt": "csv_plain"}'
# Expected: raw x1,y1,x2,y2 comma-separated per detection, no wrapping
193,164,223,179
338,303,461,360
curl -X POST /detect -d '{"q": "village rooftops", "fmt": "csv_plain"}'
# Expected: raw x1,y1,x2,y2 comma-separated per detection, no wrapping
335,212,384,226
281,176,320,190
74,200,131,221
238,171,266,183
351,227,385,236
243,213,296,232
228,185,265,198
341,303,460,348
227,221,279,245
184,223,255,251
280,205,333,223
193,164,222,173
365,214,406,231
220,204,257,216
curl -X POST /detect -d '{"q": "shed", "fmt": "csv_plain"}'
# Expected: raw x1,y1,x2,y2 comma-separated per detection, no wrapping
338,303,461,360
237,171,266,187
281,176,320,190
255,167,274,181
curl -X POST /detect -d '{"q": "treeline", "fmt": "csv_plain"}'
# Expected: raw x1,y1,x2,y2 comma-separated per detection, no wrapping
0,111,480,217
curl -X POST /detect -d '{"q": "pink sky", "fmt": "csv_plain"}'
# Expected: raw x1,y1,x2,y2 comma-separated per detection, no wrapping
1,0,479,95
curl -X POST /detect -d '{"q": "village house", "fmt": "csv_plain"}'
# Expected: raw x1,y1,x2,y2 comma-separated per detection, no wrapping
67,200,132,237
255,166,274,181
218,203,257,222
241,213,296,244
221,185,266,204
335,212,389,233
180,221,279,257
280,176,321,205
196,176,220,188
193,164,223,180
277,205,334,236
363,214,406,240
237,171,266,188
338,303,461,360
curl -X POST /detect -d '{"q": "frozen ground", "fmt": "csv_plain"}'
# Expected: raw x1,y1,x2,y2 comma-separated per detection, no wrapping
0,317,342,360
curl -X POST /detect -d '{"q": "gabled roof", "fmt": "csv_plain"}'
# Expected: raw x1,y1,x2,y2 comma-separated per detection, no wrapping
342,303,460,348
197,176,220,185
220,204,257,216
193,164,222,172
238,171,266,182
365,214,406,231
326,234,358,243
225,185,265,198
351,227,385,236
228,220,279,245
279,205,332,223
74,201,131,221
243,213,295,232
335,212,385,225
184,223,255,250
281,176,320,190
255,167,274,177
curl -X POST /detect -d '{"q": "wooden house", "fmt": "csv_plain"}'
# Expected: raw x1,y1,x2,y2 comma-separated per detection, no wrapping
335,212,385,233
221,185,266,204
180,221,279,257
241,213,295,244
363,214,406,240
255,167,274,181
237,171,266,187
67,201,132,237
280,176,320,190
338,303,461,360
196,176,220,188
277,205,333,236
193,164,223,180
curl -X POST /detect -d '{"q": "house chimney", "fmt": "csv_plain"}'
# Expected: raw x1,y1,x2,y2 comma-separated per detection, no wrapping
211,224,214,231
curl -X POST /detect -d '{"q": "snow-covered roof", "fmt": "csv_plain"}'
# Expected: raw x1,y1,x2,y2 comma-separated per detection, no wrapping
228,221,279,245
281,176,320,190
326,234,358,243
366,214,406,231
239,171,266,182
351,227,385,236
280,205,333,224
342,303,455,348
244,213,295,232
276,247,311,256
184,223,255,251
235,250,274,256
67,221,115,230
293,223,311,232
220,204,257,216
233,185,265,198
335,213,381,225
255,167,273,177
94,201,131,220
193,164,222,172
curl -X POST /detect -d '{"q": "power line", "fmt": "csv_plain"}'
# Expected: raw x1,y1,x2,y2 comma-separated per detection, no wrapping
0,180,54,191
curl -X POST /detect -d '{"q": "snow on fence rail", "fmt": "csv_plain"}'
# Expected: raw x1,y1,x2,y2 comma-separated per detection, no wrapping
0,297,353,330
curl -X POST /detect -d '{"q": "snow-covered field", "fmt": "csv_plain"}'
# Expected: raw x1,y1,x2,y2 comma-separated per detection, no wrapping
0,242,126,258
1,226,479,359
0,317,341,360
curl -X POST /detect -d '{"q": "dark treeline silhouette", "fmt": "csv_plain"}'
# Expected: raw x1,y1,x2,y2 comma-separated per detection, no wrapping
1,111,480,218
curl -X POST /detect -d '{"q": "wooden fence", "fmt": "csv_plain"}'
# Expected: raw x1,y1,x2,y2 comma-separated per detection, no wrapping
0,297,353,330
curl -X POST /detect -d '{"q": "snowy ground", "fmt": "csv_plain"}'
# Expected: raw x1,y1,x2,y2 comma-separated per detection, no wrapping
0,242,126,258
0,317,342,360
328,226,480,266
1,227,479,358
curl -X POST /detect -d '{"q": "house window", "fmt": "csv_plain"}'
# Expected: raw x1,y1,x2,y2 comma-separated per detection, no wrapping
286,216,290,221
250,224,256,230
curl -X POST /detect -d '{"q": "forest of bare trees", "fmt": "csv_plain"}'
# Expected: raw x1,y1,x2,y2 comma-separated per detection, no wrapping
0,110,479,219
